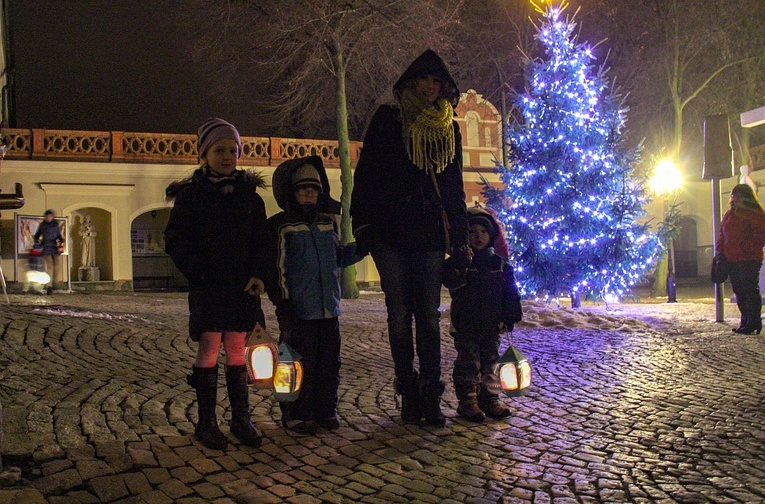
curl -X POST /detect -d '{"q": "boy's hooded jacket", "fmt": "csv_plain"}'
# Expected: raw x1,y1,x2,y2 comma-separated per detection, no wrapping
268,155,361,320
351,49,469,253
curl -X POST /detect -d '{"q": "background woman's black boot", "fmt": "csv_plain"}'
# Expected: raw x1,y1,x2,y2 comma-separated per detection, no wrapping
187,365,228,450
225,365,262,447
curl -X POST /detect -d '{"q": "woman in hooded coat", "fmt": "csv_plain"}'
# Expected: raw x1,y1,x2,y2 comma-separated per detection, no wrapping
350,50,470,426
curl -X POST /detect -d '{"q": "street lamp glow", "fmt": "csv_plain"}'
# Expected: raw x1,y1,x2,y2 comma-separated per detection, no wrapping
649,159,683,195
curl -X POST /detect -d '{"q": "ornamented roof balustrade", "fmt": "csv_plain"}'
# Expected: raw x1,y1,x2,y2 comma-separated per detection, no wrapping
2,126,764,172
0,128,362,168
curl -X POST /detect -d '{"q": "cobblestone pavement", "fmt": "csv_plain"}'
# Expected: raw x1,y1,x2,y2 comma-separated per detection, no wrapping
1,291,764,503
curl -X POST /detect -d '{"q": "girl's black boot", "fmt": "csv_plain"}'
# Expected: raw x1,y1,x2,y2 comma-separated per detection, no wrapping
225,365,262,447
187,365,228,450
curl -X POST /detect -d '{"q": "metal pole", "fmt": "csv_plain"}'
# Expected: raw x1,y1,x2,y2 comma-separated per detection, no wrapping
665,198,677,303
712,178,725,322
667,237,677,302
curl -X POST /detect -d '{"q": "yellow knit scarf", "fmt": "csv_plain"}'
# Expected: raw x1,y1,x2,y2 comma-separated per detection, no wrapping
398,89,455,173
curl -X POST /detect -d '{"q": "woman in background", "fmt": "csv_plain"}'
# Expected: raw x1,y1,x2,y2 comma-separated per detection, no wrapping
716,184,765,334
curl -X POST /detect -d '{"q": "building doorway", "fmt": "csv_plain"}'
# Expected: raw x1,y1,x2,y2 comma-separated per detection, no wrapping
674,216,699,278
131,209,185,290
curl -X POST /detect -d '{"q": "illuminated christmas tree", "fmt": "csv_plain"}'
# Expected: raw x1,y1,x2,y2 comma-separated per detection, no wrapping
483,2,662,301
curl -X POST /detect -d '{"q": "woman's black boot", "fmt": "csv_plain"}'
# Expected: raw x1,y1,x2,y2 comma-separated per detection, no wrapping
225,365,262,447
419,381,446,427
395,377,423,424
187,365,228,450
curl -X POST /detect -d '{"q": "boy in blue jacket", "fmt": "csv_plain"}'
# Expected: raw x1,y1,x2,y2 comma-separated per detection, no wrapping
267,156,364,435
443,206,522,422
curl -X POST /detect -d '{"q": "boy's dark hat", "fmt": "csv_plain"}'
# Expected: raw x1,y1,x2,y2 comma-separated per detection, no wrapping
291,164,323,191
393,49,460,107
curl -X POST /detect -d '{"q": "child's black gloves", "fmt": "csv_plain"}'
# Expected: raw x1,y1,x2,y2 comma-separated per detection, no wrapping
450,244,473,272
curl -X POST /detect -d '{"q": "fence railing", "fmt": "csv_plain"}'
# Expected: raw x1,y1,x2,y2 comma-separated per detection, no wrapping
0,128,363,168
2,127,764,172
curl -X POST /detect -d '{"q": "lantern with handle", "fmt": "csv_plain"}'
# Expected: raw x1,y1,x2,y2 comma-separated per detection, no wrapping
244,323,279,389
273,342,303,402
492,332,531,397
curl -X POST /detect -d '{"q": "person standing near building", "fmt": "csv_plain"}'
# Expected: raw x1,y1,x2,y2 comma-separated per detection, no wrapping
716,183,765,334
165,117,274,450
350,50,470,426
33,209,64,295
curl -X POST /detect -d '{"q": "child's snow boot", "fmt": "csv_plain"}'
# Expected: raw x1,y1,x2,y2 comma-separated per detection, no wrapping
225,365,262,447
478,387,511,419
187,365,228,450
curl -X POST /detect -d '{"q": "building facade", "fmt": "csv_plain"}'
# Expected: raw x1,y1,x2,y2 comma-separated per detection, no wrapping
0,90,504,290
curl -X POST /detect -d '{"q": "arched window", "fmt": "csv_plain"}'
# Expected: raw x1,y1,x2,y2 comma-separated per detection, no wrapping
466,111,480,147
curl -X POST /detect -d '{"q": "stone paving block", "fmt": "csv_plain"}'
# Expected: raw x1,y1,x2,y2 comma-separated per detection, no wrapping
268,471,295,485
348,471,386,490
192,481,226,500
31,468,83,496
105,452,134,473
155,450,185,468
228,450,254,465
94,439,126,458
122,471,153,495
188,457,222,474
158,478,194,500
76,459,114,480
174,445,206,462
169,465,203,484
162,435,191,448
213,454,241,471
87,474,130,502
237,489,282,503
65,445,95,460
286,494,323,504
205,472,238,485
32,444,66,463
127,447,158,468
41,458,74,476
0,488,48,504
142,467,172,485
136,489,174,504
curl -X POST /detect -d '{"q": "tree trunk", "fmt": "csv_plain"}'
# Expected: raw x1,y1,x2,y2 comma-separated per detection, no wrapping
334,49,359,299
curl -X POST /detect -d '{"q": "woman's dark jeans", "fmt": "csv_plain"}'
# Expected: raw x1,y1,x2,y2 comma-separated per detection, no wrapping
372,244,444,387
729,259,763,326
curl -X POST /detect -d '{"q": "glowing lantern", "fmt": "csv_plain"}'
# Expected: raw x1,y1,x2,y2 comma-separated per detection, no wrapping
493,345,531,397
244,323,279,389
273,342,303,402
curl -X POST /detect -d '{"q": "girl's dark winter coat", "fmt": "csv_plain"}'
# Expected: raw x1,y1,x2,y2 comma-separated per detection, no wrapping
443,248,522,336
350,105,469,252
165,168,275,339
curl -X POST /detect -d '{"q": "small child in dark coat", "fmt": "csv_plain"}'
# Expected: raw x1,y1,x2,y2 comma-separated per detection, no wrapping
443,206,522,422
267,155,365,435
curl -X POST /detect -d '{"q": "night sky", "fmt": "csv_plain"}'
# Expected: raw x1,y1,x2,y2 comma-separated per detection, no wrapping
9,0,265,136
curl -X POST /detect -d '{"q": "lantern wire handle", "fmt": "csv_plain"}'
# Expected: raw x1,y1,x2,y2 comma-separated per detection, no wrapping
501,329,514,352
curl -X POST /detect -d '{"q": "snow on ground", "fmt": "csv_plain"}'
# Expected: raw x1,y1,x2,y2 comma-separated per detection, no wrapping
13,289,740,335
508,296,735,333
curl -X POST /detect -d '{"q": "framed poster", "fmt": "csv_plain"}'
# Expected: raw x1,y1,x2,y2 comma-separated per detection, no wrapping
16,214,69,256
